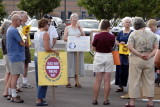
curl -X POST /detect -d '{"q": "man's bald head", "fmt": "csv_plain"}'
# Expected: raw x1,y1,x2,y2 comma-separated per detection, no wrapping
11,14,21,21
11,14,22,27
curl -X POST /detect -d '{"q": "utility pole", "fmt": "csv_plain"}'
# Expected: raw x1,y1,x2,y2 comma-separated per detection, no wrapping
64,0,66,22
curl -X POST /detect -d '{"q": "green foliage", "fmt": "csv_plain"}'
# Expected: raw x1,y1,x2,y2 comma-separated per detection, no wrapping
78,0,160,21
17,0,61,19
0,0,7,21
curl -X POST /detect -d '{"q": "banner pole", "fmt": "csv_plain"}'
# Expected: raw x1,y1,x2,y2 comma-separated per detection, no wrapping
76,52,80,86
53,86,55,107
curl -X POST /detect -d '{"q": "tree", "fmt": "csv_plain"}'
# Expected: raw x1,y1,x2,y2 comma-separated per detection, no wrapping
17,0,61,19
78,0,160,21
0,0,7,22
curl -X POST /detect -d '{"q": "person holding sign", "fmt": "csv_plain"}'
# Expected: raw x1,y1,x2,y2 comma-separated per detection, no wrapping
125,17,158,107
115,17,133,94
64,13,85,88
34,18,59,106
92,20,115,105
18,11,33,89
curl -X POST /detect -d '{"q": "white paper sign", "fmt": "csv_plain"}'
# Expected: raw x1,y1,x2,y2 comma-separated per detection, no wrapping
67,36,90,52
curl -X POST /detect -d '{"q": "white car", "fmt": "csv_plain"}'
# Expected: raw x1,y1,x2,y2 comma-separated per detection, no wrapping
27,19,38,39
78,19,99,36
27,19,63,39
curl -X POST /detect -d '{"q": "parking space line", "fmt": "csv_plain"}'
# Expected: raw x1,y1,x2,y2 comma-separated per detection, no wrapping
0,70,35,82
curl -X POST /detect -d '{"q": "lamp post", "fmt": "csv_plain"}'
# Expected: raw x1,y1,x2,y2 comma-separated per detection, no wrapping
64,0,66,22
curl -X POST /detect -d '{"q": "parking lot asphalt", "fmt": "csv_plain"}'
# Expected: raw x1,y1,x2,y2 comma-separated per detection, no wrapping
0,64,160,107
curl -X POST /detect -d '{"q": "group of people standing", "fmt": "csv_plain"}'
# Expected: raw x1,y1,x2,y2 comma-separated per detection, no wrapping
92,17,160,107
0,11,33,103
1,11,160,107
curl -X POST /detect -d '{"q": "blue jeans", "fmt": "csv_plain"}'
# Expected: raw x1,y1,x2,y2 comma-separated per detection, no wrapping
34,56,48,99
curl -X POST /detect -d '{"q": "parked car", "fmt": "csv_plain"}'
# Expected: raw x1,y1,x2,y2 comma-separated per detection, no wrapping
111,21,134,36
52,17,66,33
66,19,71,26
78,19,99,36
27,19,38,39
27,19,63,40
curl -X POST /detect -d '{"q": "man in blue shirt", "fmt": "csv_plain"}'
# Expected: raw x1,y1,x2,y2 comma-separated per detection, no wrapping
6,14,25,103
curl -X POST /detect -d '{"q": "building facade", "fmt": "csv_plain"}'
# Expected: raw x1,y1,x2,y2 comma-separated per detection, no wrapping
3,0,92,20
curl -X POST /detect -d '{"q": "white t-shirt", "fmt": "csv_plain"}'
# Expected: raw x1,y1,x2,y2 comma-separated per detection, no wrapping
48,25,58,46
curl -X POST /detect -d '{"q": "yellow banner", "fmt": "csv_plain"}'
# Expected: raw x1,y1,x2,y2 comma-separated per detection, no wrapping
38,52,68,86
19,25,32,45
22,25,31,35
119,44,130,55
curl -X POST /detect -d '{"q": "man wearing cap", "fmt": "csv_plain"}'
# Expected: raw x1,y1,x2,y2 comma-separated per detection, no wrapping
43,14,58,48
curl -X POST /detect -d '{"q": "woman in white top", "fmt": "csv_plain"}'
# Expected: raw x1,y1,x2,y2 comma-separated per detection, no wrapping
34,18,58,106
64,13,85,88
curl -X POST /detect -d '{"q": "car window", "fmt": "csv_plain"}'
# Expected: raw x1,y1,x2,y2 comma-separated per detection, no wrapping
30,20,38,27
79,21,99,29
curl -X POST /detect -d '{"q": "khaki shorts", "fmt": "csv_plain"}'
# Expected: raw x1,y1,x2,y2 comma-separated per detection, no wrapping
9,61,24,75
93,52,114,73
3,55,10,72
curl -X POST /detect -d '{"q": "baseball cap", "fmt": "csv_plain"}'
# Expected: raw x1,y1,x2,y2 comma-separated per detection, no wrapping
43,14,52,19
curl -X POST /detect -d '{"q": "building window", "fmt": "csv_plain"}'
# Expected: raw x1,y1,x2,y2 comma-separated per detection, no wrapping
89,14,93,19
61,11,65,20
82,12,86,19
68,12,72,19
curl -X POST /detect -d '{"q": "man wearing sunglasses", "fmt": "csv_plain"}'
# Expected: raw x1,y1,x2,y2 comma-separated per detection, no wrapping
6,14,25,103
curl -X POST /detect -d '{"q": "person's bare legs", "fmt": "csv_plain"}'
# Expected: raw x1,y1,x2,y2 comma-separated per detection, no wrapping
3,71,10,96
11,74,20,97
23,63,28,79
93,72,103,101
104,72,111,101
128,98,135,106
148,97,154,106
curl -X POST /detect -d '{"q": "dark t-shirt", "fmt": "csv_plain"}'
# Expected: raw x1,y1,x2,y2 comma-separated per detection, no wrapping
116,30,133,44
92,32,115,53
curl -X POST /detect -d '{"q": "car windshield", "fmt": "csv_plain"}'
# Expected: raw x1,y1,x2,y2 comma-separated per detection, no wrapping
29,20,38,27
79,21,99,29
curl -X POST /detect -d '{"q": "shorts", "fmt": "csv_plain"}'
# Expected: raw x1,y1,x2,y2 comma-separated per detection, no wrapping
3,55,10,72
25,47,31,64
9,61,24,75
93,52,114,73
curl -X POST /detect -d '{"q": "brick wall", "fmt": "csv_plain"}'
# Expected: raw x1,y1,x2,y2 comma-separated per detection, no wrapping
3,0,92,20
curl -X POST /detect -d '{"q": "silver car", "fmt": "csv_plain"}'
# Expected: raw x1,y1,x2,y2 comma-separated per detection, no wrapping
78,19,99,36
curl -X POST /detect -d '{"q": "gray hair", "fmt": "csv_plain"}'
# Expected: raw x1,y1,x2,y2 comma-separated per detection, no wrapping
122,17,132,24
19,10,27,17
133,17,146,30
10,11,19,16
70,13,78,19
0,20,11,35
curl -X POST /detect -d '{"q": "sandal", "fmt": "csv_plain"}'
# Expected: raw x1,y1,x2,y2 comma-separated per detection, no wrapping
16,88,23,93
3,94,8,97
125,102,135,107
66,83,72,88
92,100,98,105
103,100,110,105
11,96,24,103
115,88,123,92
36,102,48,106
7,95,12,100
75,83,82,88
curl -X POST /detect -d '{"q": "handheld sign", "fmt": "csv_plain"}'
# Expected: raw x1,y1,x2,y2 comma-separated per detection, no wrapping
67,36,90,52
119,44,130,55
38,52,68,86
